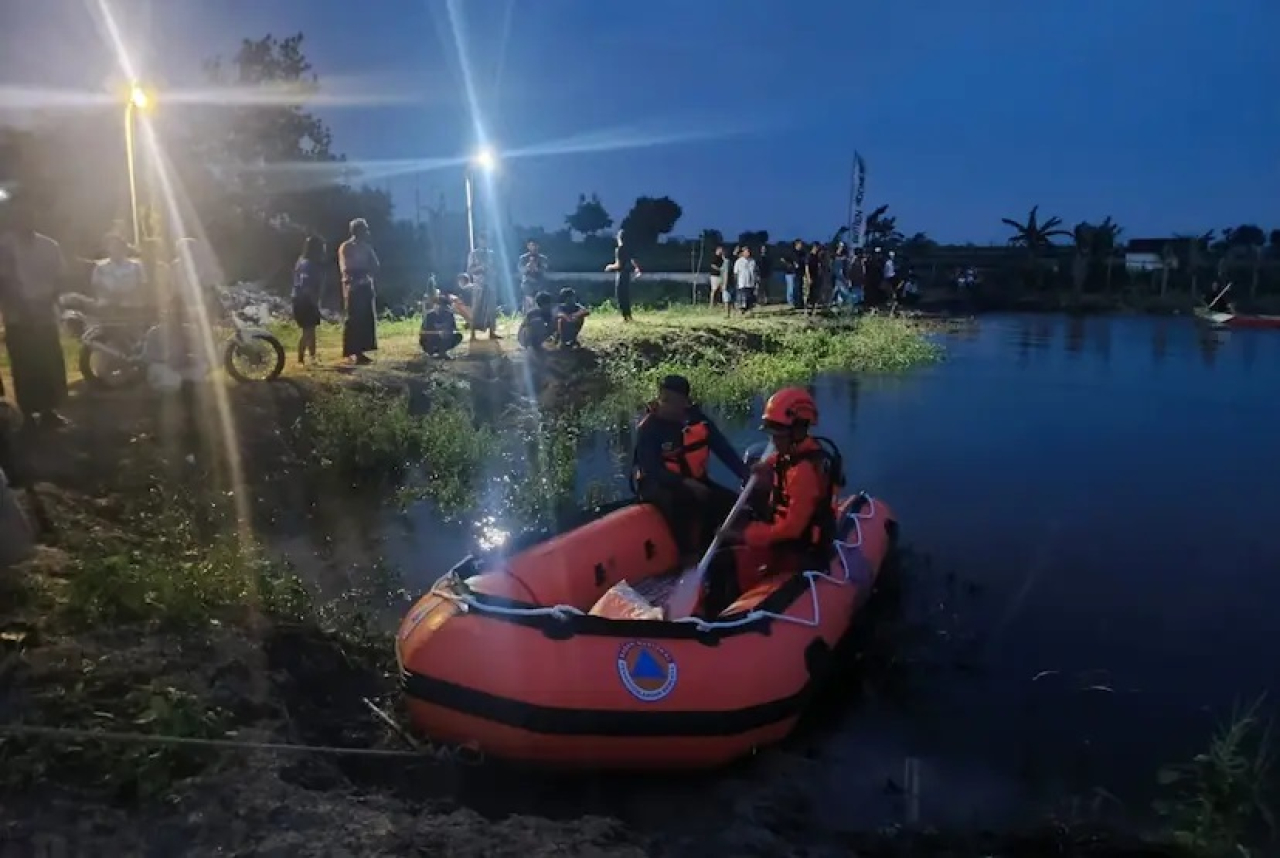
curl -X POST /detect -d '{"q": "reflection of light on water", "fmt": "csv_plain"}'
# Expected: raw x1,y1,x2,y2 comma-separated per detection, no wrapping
476,516,509,551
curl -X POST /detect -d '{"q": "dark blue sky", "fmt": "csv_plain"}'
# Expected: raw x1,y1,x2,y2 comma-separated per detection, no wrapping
4,0,1278,243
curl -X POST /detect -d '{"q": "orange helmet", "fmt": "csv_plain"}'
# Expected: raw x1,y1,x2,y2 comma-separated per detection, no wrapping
761,387,818,428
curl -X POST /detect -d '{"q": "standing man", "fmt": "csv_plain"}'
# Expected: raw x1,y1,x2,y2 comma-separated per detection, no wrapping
605,229,641,322
0,192,69,429
785,239,805,309
518,239,549,312
466,231,500,341
756,244,774,305
708,245,727,308
338,217,380,364
733,246,759,314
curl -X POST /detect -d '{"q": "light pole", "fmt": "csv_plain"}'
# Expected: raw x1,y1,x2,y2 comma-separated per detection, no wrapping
124,83,152,248
464,146,497,253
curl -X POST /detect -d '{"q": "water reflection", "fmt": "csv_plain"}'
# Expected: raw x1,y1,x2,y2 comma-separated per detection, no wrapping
1197,328,1228,367
1090,318,1111,365
1013,318,1054,367
1151,322,1168,366
1064,316,1085,357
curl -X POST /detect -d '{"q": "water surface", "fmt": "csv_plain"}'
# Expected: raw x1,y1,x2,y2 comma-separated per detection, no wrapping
384,314,1280,827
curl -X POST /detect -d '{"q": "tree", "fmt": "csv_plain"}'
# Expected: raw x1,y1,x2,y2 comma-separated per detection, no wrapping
1071,217,1122,294
619,195,682,248
1218,224,1267,297
564,193,612,237
1002,205,1070,289
182,33,424,293
864,204,903,249
901,232,937,254
737,230,769,248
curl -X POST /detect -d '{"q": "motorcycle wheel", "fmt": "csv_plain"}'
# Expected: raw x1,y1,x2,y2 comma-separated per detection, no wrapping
78,342,143,390
223,334,286,383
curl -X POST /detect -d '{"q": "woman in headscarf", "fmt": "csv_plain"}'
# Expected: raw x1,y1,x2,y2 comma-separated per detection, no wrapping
337,218,379,364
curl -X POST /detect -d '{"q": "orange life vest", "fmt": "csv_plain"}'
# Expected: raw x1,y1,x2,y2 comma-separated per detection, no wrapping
768,438,843,548
634,412,712,481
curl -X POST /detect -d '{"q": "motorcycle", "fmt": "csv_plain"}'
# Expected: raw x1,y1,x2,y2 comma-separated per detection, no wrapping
58,288,286,391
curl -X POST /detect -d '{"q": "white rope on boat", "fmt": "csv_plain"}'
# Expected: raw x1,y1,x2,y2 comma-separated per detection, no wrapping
674,493,879,632
424,494,882,633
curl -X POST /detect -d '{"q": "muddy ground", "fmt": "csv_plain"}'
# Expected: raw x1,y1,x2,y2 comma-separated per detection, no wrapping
0,336,1192,857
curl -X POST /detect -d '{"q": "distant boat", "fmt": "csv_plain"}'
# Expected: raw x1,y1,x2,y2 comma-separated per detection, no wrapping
1194,307,1280,330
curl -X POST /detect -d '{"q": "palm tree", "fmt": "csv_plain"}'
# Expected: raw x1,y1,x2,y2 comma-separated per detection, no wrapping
1071,217,1123,295
1003,206,1071,289
864,204,904,249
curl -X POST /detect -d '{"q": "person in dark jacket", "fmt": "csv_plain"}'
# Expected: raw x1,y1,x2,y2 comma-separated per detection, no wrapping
517,291,556,352
631,374,749,556
804,242,826,312
785,239,805,309
756,244,774,305
420,294,463,358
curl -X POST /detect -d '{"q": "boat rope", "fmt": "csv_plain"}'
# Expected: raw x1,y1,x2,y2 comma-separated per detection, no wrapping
0,723,485,766
426,494,882,633
674,493,879,632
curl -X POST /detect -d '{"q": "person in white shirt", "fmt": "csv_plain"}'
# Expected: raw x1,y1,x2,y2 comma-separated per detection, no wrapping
90,233,147,307
733,246,759,315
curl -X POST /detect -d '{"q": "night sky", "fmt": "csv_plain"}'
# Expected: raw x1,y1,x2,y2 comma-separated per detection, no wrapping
2,0,1278,243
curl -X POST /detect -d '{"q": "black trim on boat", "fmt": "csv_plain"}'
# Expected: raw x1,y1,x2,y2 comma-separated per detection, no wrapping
401,670,808,737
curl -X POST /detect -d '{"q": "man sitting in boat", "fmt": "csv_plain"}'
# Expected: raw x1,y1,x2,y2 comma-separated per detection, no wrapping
714,387,842,611
632,374,749,560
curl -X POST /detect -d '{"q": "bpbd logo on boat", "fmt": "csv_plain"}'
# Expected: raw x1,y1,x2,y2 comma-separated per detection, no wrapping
617,641,678,702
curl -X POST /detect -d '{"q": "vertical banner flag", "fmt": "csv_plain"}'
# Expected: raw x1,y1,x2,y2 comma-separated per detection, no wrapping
849,151,867,249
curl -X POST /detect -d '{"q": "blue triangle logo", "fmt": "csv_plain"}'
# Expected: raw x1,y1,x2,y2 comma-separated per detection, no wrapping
632,650,665,680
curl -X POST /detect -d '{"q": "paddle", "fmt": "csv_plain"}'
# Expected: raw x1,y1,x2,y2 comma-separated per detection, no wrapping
665,474,760,621
1207,282,1232,311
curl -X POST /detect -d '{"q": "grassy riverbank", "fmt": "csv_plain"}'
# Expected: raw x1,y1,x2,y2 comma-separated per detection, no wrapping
1,307,1269,855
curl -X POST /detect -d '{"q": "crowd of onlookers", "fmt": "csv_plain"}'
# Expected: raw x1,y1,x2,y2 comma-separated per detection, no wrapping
409,231,931,362
708,240,920,316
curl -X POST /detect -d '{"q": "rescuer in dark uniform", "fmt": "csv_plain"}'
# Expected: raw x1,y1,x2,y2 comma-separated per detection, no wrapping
631,374,749,557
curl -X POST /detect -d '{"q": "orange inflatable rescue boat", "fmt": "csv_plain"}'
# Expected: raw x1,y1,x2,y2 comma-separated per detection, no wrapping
396,493,898,770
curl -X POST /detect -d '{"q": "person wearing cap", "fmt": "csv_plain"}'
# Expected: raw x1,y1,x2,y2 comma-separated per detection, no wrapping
554,287,589,347
631,374,749,556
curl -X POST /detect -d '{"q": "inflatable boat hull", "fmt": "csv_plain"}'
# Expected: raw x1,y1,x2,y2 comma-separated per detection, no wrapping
396,494,897,769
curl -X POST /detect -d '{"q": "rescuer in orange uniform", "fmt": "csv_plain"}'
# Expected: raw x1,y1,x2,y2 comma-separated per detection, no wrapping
632,374,750,556
711,386,842,611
